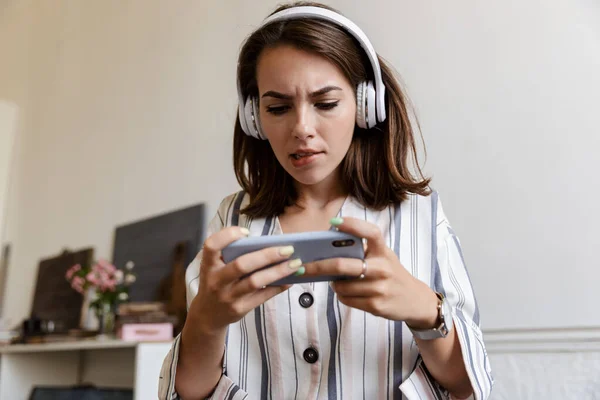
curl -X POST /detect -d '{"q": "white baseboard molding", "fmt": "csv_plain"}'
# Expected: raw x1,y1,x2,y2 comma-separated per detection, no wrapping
483,327,600,353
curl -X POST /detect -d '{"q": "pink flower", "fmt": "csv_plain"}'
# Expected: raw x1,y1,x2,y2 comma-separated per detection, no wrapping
65,264,81,280
71,276,85,294
96,259,117,274
98,270,110,286
73,276,85,285
93,269,116,292
72,282,84,294
105,280,116,292
86,271,99,286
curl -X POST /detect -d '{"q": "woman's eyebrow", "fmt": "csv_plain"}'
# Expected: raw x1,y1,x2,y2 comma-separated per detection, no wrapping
310,85,342,97
261,85,342,99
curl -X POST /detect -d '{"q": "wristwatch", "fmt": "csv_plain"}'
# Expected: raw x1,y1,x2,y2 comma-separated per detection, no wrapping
409,292,453,340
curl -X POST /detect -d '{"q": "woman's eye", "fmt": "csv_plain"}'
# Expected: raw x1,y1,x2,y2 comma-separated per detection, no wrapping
316,101,339,110
266,101,339,115
266,105,289,115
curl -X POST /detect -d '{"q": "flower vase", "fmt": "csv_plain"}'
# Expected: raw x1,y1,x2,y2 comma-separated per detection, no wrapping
95,301,115,339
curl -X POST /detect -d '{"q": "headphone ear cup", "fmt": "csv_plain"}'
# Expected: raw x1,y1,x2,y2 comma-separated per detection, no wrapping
250,96,266,140
243,97,259,139
365,80,377,128
238,100,250,136
356,81,367,129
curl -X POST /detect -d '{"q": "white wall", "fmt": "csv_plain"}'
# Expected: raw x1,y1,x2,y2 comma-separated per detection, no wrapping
486,328,600,399
0,101,17,241
489,352,600,399
350,0,600,331
0,0,246,326
1,0,599,396
0,101,18,318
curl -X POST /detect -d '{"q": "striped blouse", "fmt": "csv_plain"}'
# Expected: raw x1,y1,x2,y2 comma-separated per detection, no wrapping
158,190,493,400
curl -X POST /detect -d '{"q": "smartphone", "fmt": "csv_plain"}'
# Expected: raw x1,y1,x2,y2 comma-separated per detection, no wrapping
221,230,365,285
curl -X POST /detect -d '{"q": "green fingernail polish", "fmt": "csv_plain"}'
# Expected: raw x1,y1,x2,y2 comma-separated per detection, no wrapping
294,266,305,276
330,217,344,226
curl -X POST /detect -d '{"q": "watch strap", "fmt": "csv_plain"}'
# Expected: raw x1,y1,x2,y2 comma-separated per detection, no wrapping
409,292,453,340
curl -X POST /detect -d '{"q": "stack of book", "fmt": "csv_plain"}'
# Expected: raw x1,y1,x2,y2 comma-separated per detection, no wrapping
116,302,176,342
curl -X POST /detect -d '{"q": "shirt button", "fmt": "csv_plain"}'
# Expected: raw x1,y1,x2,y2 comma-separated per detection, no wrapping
299,293,314,308
303,347,319,364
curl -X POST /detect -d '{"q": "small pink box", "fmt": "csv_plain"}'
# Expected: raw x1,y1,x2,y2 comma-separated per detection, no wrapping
119,323,173,342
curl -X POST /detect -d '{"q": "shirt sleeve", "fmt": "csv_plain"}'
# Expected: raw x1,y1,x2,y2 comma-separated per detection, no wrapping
434,193,494,398
158,196,249,399
400,193,493,399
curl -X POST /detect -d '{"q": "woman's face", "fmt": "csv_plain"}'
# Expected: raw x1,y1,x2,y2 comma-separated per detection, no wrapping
256,45,356,188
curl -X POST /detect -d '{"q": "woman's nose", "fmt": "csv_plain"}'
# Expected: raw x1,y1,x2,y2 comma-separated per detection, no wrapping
292,105,316,140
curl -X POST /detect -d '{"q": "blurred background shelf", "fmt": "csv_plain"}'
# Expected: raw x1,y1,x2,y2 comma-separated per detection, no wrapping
0,338,172,400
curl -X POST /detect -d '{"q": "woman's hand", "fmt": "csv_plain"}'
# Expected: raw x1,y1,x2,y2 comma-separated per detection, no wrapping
303,218,439,328
189,226,303,335
177,226,301,399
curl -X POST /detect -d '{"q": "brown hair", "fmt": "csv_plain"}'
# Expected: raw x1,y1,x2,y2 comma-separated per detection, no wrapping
234,1,431,218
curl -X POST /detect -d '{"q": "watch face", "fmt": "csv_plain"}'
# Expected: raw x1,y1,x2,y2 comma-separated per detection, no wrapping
440,299,453,333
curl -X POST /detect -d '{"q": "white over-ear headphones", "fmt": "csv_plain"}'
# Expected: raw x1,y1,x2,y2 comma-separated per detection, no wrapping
237,6,387,140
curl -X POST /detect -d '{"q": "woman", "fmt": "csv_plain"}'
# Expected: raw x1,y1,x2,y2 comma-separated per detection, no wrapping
159,2,492,399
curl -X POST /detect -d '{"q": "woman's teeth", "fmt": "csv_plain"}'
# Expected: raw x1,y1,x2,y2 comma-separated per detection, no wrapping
292,153,315,159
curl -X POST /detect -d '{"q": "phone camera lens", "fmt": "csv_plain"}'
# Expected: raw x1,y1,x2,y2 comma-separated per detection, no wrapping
332,239,354,247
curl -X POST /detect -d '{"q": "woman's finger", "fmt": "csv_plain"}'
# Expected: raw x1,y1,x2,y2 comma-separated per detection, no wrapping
331,217,387,256
201,226,251,269
301,257,361,278
216,245,298,286
229,257,304,297
244,284,293,311
302,257,388,280
336,295,380,315
331,279,385,298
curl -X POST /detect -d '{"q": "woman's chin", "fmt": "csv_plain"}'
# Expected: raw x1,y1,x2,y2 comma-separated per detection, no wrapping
287,168,336,187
